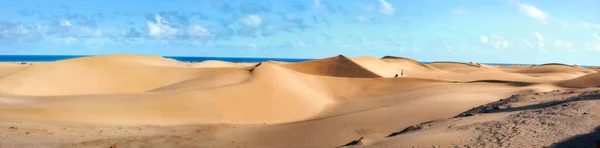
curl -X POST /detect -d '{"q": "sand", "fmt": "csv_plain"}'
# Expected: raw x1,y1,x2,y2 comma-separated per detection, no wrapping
0,54,598,148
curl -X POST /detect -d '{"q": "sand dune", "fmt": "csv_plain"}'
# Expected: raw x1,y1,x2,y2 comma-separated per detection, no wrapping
0,54,237,96
0,63,31,78
428,61,495,72
557,73,600,88
513,64,597,74
187,60,256,68
1,54,599,148
0,62,330,125
358,88,600,148
380,56,442,72
0,61,456,125
349,56,401,77
282,55,382,78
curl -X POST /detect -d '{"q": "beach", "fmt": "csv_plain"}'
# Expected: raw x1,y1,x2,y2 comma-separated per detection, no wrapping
0,54,599,148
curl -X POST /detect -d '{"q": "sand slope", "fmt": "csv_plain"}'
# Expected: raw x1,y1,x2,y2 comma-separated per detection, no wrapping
380,56,442,72
359,88,600,148
514,64,597,74
557,73,600,88
0,63,330,125
0,55,236,96
282,55,382,78
186,60,256,68
349,56,401,77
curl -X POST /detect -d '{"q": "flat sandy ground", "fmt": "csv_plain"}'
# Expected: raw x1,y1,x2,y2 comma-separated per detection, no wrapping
0,54,599,148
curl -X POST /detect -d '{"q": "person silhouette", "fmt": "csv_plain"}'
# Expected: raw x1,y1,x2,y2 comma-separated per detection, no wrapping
395,74,398,77
401,69,404,77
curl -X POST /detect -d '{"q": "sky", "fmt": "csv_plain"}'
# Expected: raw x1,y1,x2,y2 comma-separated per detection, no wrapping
1,0,600,65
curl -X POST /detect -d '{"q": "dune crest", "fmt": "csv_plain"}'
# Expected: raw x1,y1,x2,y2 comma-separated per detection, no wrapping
282,55,382,78
0,54,235,96
188,60,256,68
557,73,600,88
349,56,402,77
514,64,597,74
381,56,442,72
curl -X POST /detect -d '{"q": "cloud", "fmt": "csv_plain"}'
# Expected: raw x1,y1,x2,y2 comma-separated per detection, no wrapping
522,39,535,49
121,28,142,38
560,21,600,29
532,32,546,53
240,15,262,28
314,0,322,8
583,22,600,29
147,15,178,38
553,40,573,51
479,36,488,43
490,34,509,49
0,22,32,37
517,3,548,22
378,0,395,15
534,32,544,41
60,20,71,27
49,37,78,45
187,25,212,37
585,43,600,51
480,34,509,49
594,33,600,40
452,8,470,16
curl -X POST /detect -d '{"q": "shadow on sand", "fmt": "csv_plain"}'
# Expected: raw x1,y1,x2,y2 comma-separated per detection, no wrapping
550,126,600,148
455,92,600,117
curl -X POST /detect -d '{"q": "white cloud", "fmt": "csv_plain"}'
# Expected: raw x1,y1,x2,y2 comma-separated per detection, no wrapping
534,32,544,41
583,22,600,29
479,36,488,43
60,20,71,27
356,15,372,23
84,37,115,48
522,40,535,49
539,47,548,53
75,26,103,37
532,32,546,52
490,34,509,49
248,43,257,49
49,37,77,44
560,21,600,29
554,40,573,51
594,33,600,40
517,3,548,22
188,25,211,37
378,0,395,15
314,0,322,8
241,15,262,28
147,15,178,38
452,8,470,16
0,24,31,36
585,43,600,51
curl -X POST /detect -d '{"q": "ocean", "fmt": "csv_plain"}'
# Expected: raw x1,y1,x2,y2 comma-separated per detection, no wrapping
0,55,313,63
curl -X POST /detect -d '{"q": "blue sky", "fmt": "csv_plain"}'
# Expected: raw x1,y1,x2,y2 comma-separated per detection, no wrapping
1,0,600,65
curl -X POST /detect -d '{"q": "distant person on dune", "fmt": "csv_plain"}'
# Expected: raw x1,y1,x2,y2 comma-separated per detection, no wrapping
401,69,404,77
395,74,398,77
